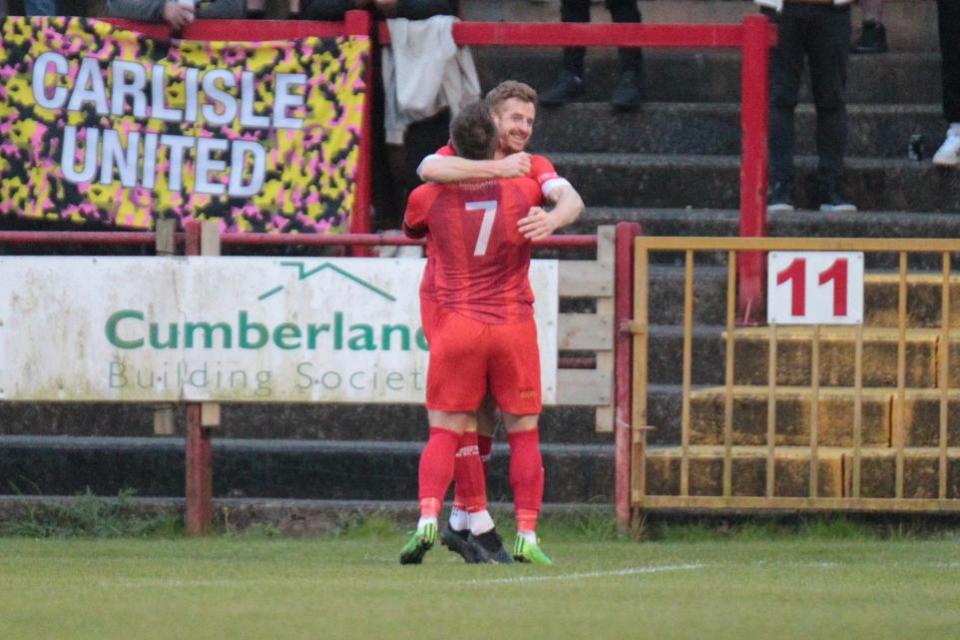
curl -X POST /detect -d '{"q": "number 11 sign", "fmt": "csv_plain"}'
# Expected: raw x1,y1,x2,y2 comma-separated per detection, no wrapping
767,252,864,325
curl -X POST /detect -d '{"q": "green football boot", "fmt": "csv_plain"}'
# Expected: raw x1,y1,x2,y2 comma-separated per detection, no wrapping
512,535,553,565
399,521,437,565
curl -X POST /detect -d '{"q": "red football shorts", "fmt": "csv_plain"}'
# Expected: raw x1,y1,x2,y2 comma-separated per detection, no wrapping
420,296,438,345
426,309,542,415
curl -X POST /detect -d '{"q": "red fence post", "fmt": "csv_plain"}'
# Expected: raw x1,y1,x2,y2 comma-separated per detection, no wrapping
185,403,212,535
183,220,213,535
738,15,772,325
614,221,642,530
345,10,375,257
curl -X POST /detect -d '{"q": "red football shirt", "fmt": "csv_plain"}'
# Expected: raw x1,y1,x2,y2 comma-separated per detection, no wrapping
404,177,543,324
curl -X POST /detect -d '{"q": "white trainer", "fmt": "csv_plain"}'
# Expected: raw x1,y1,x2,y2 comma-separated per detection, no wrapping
933,124,960,167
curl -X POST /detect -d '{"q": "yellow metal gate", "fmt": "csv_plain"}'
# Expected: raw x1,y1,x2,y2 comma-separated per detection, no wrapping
632,237,960,513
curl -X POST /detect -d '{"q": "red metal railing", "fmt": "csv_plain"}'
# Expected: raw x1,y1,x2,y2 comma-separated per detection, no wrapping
614,222,642,528
103,14,775,311
30,14,774,315
0,230,596,248
380,17,774,322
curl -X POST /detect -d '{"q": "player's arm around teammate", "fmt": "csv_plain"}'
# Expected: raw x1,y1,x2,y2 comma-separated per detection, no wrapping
418,80,585,237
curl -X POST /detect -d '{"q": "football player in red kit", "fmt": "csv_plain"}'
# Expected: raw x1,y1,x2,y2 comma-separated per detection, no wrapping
414,81,583,564
400,101,555,565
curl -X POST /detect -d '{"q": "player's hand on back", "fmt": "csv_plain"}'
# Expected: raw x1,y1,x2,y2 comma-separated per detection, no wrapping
496,152,531,178
518,206,559,241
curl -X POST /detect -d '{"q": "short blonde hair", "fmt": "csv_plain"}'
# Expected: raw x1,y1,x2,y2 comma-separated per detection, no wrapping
484,80,538,110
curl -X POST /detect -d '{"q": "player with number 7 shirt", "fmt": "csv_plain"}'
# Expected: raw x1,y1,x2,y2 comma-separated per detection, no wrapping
411,81,584,564
400,100,568,565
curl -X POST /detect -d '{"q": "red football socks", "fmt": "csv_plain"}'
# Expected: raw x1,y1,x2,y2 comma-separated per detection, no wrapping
507,428,544,532
417,426,460,518
452,430,488,514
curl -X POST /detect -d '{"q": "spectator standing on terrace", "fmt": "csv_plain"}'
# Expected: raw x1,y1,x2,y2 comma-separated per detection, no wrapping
399,101,555,566
538,0,645,111
417,80,582,564
759,0,857,213
932,0,960,167
107,0,244,30
851,0,887,54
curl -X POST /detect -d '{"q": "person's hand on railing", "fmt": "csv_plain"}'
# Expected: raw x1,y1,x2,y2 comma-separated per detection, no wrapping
496,152,531,178
162,0,195,30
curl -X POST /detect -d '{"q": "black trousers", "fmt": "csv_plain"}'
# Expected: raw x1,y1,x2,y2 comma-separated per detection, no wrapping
764,4,850,190
302,0,455,21
560,0,643,76
938,0,960,123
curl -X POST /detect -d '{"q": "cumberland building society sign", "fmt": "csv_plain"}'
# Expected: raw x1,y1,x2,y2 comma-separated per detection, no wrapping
0,258,558,404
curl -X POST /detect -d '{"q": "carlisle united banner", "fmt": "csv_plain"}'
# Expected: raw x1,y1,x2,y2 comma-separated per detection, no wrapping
0,17,369,232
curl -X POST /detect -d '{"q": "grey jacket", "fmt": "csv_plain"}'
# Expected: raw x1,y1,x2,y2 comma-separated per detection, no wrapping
107,0,244,23
754,0,853,10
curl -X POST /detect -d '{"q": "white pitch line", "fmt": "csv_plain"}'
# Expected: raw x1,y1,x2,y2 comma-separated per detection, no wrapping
467,563,706,586
99,578,321,589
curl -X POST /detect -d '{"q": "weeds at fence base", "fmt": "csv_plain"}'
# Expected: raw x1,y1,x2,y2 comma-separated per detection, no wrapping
0,489,180,538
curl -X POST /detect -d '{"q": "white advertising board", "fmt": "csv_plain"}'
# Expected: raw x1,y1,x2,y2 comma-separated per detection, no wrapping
767,251,864,325
0,257,558,404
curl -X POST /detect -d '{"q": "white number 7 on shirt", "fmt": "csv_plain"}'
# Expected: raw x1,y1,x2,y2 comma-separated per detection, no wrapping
466,201,498,256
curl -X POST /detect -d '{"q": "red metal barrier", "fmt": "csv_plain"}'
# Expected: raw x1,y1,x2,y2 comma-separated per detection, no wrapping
0,231,596,249
738,16,772,325
614,222,642,530
183,220,213,535
379,21,776,48
38,14,774,315
102,16,775,263
380,17,776,323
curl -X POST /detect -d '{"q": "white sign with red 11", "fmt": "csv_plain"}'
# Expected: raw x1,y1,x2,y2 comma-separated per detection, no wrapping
767,252,864,325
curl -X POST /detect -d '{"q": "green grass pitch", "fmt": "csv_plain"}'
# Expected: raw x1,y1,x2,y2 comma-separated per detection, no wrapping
2,532,959,640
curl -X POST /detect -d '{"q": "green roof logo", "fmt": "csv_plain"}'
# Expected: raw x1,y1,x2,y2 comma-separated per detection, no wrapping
258,261,397,302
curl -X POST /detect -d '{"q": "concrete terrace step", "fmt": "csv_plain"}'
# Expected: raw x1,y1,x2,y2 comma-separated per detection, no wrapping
0,403,609,444
532,103,946,159
573,208,960,269
576,208,960,239
689,385,960,448
475,49,942,105
729,327,944,388
0,436,615,502
644,445,960,499
549,153,960,212
646,325,960,387
646,382,960,448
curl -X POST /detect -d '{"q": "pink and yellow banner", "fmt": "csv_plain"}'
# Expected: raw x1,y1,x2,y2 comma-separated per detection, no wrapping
0,17,369,232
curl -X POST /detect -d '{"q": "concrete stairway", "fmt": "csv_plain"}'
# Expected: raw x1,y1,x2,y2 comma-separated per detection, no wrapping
1,0,957,515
